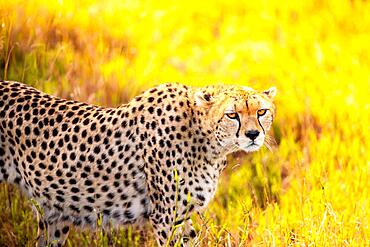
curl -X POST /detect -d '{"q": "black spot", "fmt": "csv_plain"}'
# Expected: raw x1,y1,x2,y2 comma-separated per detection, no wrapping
101,185,109,192
38,221,45,230
56,195,65,202
62,226,69,234
148,107,154,114
71,196,80,202
56,114,63,123
61,123,68,131
189,229,197,238
69,205,80,213
71,187,79,193
83,205,93,212
84,180,92,186
197,194,206,201
161,230,167,239
124,210,134,219
24,126,30,135
94,146,100,154
48,109,55,115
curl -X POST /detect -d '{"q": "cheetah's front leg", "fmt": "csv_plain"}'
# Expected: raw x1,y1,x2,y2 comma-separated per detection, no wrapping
150,212,197,246
181,219,197,245
172,218,197,246
35,213,46,247
46,221,71,247
32,205,48,247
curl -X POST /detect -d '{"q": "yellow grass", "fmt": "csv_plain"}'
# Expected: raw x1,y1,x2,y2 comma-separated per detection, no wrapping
0,0,369,246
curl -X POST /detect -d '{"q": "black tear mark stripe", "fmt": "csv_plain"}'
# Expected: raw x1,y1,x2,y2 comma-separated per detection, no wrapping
236,115,241,138
233,103,242,138
257,117,265,134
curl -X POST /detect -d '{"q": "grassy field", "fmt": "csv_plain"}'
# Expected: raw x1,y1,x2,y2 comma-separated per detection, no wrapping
0,0,369,246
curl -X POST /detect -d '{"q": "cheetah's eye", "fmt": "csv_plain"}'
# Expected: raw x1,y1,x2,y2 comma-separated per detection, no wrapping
225,113,238,119
257,109,267,117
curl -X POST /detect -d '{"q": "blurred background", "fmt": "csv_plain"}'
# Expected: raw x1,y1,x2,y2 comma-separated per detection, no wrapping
0,0,369,246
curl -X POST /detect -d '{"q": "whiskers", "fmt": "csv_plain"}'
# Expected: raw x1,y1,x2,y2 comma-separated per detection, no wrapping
228,142,240,153
263,134,277,152
214,132,224,146
214,132,240,154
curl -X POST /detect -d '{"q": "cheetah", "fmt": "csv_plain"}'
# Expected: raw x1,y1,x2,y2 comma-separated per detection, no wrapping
0,80,276,246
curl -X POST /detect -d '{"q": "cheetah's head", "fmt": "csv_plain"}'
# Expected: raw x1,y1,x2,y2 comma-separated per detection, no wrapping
194,85,276,153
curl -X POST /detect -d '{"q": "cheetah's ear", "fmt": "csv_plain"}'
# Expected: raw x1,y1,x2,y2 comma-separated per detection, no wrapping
262,87,277,99
194,91,214,107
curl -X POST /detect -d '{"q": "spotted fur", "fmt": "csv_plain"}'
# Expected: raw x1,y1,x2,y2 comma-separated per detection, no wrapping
0,80,276,246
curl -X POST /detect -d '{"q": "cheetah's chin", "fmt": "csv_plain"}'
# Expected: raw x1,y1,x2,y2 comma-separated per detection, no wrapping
240,143,262,153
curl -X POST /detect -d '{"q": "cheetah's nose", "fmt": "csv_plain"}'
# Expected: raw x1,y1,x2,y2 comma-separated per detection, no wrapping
245,130,260,140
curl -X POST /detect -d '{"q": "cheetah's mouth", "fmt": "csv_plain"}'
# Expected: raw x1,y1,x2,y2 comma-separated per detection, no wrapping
240,141,261,152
